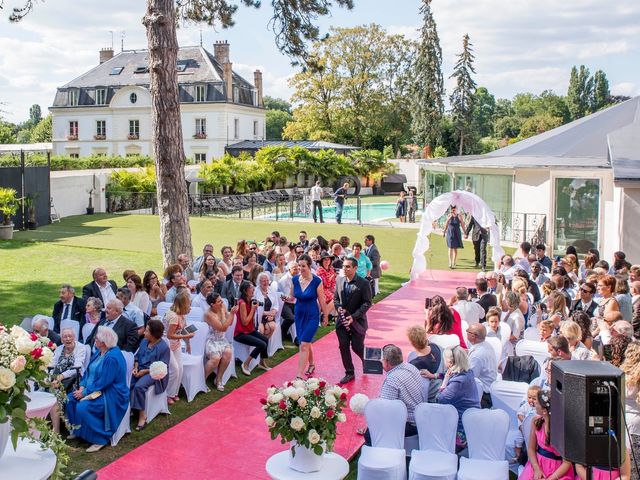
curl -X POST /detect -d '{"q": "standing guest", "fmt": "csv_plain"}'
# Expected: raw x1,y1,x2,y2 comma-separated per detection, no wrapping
165,291,195,404
278,261,299,345
407,189,418,223
363,345,423,446
464,216,489,271
596,274,620,318
425,295,467,348
254,272,279,339
333,182,349,224
570,311,594,350
127,274,150,315
203,293,236,391
177,253,196,282
466,323,497,408
143,270,166,317
84,297,104,327
293,254,329,378
339,236,352,256
334,257,372,385
218,245,234,276
631,281,640,339
620,341,640,479
82,268,117,305
271,253,287,283
395,191,407,223
190,279,214,312
85,299,139,352
310,180,324,223
364,235,381,296
32,315,61,346
407,325,443,402
535,244,553,272
559,321,591,360
504,291,525,355
514,242,533,274
615,275,633,322
65,327,129,453
443,205,466,269
519,389,574,480
475,277,497,314
612,251,632,275
52,284,86,333
193,244,214,274
131,320,170,430
452,287,485,326
234,281,271,375
579,252,599,282
316,252,337,317
570,281,597,317
350,242,372,280
117,287,145,331
436,346,481,452
545,291,567,335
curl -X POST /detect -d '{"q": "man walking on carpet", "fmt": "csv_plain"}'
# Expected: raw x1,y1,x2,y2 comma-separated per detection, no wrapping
464,215,489,271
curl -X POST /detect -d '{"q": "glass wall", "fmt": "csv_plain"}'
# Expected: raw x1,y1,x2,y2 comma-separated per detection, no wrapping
554,178,600,255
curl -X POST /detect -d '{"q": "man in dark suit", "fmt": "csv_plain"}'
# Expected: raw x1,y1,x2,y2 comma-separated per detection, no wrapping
334,257,372,385
85,299,139,352
82,268,118,305
221,266,245,308
464,216,489,271
364,234,381,296
475,278,497,314
569,281,597,317
52,284,86,333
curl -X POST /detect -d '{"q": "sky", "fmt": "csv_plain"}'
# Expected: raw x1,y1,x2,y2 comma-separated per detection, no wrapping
0,0,639,124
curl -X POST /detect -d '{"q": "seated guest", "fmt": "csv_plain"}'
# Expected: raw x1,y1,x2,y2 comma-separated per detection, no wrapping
569,281,597,317
143,270,166,316
65,326,129,452
52,328,87,393
538,319,554,343
85,299,140,353
466,323,497,408
425,295,467,348
475,277,497,314
254,272,279,339
436,346,480,452
84,297,104,327
407,325,443,402
165,291,195,405
198,254,222,283
530,358,554,390
82,268,117,305
485,307,503,340
615,275,633,322
191,279,214,312
52,284,86,332
221,265,245,308
32,315,61,346
570,311,593,350
596,274,620,318
547,335,571,360
530,261,549,287
131,319,170,430
162,263,183,288
117,287,145,331
203,293,236,391
559,321,591,360
234,281,271,375
193,243,214,274
165,271,188,303
248,264,265,286
452,287,485,325
126,274,151,315
364,344,423,446
177,253,196,282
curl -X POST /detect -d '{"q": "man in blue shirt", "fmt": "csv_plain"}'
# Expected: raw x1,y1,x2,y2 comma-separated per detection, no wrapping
333,182,349,224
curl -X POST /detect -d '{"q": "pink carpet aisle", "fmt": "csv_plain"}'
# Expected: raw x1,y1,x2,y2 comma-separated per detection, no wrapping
97,270,476,479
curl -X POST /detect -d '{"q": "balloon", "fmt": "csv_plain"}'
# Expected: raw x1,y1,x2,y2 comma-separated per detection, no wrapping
380,260,390,271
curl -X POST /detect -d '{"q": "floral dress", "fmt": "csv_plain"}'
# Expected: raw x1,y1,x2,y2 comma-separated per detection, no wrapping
316,266,336,304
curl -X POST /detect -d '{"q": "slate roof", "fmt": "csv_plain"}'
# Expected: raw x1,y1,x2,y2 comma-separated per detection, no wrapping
226,140,360,151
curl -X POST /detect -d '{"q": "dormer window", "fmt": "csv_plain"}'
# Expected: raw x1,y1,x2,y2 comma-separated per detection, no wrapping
177,61,188,72
134,66,148,74
195,85,206,102
96,88,107,105
233,86,239,103
110,67,124,75
69,89,79,106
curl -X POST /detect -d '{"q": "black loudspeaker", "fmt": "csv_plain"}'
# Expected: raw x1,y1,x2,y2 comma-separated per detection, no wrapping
550,360,625,467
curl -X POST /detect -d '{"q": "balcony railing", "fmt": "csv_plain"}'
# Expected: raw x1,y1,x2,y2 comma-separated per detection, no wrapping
127,134,139,140
94,134,106,140
66,134,78,141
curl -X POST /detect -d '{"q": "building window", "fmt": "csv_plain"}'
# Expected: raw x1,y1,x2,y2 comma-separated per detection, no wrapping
130,93,137,104
234,118,239,139
95,120,106,140
96,88,107,105
195,85,206,102
110,67,124,75
233,86,239,103
128,120,140,139
69,153,80,159
554,178,600,256
253,120,259,136
67,121,78,140
194,118,206,139
69,89,79,106
194,153,207,163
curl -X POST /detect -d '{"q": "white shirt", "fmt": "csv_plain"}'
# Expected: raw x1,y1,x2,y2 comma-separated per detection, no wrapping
124,303,145,328
469,340,498,393
97,281,116,304
277,273,295,303
191,293,209,312
310,185,323,202
453,300,485,326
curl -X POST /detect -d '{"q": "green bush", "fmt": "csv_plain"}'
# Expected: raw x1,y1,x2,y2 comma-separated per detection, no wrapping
0,154,155,170
106,166,156,194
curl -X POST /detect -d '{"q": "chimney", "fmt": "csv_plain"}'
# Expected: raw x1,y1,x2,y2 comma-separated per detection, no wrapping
99,48,114,64
213,40,230,64
253,70,264,107
224,62,233,102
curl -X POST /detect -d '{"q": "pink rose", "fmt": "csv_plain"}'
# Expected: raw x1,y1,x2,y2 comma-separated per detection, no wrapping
10,355,26,373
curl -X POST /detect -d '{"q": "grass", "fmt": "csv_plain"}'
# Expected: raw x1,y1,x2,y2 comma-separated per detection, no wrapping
0,213,488,475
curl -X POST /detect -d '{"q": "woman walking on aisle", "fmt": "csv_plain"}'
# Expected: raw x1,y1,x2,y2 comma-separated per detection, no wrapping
443,205,466,269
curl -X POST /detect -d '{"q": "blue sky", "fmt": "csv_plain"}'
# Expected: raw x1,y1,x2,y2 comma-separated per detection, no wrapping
0,0,638,123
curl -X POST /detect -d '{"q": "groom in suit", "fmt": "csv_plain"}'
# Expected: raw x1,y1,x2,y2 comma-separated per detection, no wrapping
464,216,489,271
334,257,372,385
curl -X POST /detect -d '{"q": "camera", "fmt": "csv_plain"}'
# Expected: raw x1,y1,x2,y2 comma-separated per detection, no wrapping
468,287,477,298
252,300,264,306
424,297,432,309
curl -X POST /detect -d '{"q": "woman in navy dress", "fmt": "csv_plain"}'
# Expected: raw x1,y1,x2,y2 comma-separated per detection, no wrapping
395,191,407,223
293,254,329,378
443,205,466,269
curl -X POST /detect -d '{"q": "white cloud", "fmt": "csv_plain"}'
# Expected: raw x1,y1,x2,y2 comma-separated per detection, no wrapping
611,82,638,96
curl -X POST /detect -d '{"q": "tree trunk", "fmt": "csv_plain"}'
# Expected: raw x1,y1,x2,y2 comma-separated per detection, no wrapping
143,0,193,267
458,132,464,156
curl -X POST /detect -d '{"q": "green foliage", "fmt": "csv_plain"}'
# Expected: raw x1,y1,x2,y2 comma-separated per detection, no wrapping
494,116,521,139
106,166,157,194
0,187,19,225
472,87,496,138
0,154,154,170
518,113,563,139
266,109,293,140
478,136,501,154
29,104,42,126
433,146,448,158
264,96,292,113
567,65,593,120
29,115,52,143
591,70,610,112
0,121,16,144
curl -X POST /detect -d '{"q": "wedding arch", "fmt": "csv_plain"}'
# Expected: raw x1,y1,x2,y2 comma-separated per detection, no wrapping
410,190,505,279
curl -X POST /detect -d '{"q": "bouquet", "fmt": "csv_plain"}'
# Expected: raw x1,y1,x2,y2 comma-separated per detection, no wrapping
261,377,348,455
349,393,370,415
149,361,168,380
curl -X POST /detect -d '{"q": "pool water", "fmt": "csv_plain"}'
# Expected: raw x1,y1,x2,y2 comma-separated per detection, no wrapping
268,203,410,222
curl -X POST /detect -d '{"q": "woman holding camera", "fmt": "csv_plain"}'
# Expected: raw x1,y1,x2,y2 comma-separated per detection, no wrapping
234,281,271,375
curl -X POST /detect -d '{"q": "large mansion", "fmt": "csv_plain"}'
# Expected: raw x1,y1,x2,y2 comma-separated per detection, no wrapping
49,41,265,162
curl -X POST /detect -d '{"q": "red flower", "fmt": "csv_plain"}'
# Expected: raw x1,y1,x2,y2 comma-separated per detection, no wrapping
279,401,287,410
287,381,293,387
30,347,43,360
314,388,321,396
30,333,38,341
319,381,326,388
260,398,268,405
48,341,55,348
340,393,348,401
326,409,335,418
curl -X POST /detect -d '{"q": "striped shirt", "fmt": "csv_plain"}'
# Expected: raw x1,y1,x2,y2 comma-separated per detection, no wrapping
379,363,424,423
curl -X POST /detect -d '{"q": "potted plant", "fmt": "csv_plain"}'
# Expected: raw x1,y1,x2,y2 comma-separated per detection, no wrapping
23,194,38,230
0,187,18,240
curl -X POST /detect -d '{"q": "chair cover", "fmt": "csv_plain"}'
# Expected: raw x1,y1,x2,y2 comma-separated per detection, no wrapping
429,334,459,350
523,327,539,341
462,408,509,461
60,319,80,339
185,307,205,324
112,352,135,446
474,378,484,401
485,337,503,366
81,323,95,343
515,340,549,372
461,320,469,349
457,456,509,480
83,344,92,370
220,317,238,385
522,413,534,449
156,302,172,319
267,317,284,357
144,385,170,424
181,326,210,402
186,322,208,356
498,322,511,347
490,381,529,429
358,446,407,480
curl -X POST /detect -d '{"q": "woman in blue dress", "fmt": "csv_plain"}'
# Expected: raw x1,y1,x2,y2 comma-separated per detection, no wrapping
293,254,329,378
66,326,129,452
395,191,407,223
443,205,466,269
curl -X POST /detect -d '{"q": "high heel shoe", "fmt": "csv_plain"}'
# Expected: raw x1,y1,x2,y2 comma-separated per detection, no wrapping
305,364,316,376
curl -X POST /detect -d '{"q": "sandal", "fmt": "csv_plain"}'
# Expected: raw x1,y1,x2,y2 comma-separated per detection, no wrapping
305,364,316,376
135,423,147,431
356,427,366,436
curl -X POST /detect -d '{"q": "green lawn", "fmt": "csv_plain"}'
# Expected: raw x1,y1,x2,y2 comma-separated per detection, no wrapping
0,213,487,474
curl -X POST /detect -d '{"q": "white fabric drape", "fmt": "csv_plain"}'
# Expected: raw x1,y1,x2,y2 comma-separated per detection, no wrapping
410,190,505,279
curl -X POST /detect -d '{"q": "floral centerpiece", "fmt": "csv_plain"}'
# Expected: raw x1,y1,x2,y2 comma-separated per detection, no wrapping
261,377,348,473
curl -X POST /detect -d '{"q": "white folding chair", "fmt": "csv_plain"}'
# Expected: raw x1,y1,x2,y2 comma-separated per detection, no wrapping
523,327,539,341
60,319,80,339
358,399,407,480
156,302,172,319
485,337,503,367
429,334,460,350
461,320,469,348
515,340,550,373
185,306,204,324
144,384,170,424
408,403,458,480
180,322,210,402
111,351,135,446
457,408,510,480
81,323,95,343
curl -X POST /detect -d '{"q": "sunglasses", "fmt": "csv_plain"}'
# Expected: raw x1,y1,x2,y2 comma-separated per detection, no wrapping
580,288,592,294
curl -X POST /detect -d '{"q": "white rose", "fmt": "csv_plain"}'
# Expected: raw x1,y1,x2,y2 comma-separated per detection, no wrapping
10,325,28,339
310,406,321,419
331,386,343,398
267,387,277,395
308,429,320,445
295,387,306,398
307,379,319,390
14,336,36,355
337,413,347,423
265,416,275,427
297,396,307,408
41,347,54,367
293,379,305,389
283,386,299,401
324,394,337,407
10,355,26,374
272,393,284,403
290,416,305,431
0,367,16,391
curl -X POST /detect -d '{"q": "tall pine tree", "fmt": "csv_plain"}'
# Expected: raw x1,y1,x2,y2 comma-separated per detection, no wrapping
449,34,477,155
410,0,444,154
567,65,593,120
591,70,610,112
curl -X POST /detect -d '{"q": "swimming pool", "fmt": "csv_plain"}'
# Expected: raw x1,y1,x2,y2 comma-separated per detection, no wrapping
265,202,413,222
